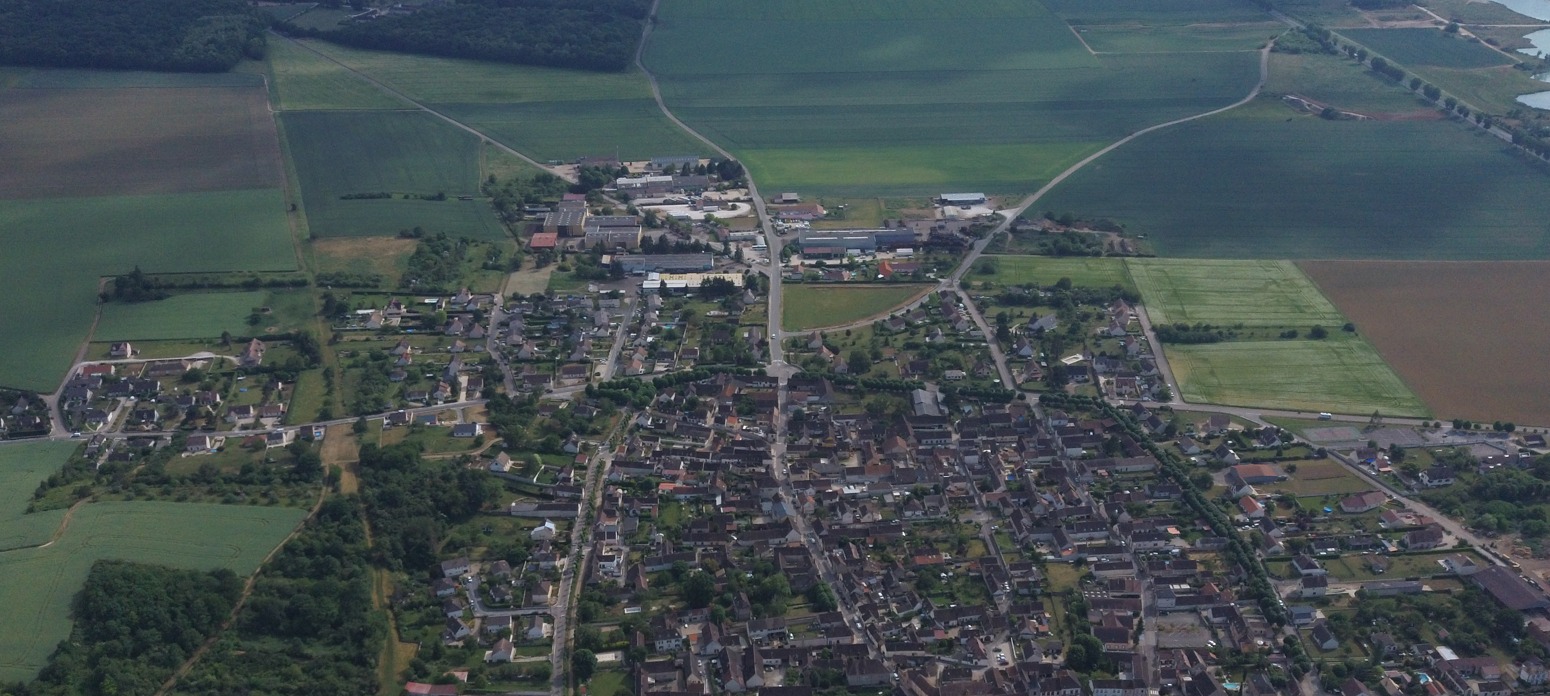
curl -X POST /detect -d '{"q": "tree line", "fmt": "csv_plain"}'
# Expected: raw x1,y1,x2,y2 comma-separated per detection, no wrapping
278,0,651,72
0,0,266,72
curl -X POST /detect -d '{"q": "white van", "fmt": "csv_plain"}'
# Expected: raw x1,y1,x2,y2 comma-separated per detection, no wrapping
1318,412,1333,420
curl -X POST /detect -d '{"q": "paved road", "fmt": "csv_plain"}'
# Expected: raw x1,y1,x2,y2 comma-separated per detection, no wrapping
598,297,638,381
951,288,1017,389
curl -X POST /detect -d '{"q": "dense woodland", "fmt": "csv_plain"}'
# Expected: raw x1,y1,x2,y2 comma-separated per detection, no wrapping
358,442,503,572
281,0,652,71
13,562,242,696
0,0,266,72
172,497,380,695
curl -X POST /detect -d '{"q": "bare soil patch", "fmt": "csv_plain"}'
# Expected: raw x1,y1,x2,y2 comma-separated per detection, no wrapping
0,86,282,200
1301,260,1550,426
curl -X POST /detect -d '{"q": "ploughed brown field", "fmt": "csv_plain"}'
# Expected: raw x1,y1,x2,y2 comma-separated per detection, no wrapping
1300,260,1550,426
0,87,282,199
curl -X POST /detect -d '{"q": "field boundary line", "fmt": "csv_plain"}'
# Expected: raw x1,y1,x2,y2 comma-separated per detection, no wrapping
275,33,571,182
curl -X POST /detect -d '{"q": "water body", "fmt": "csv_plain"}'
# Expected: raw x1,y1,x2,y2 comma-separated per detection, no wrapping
1499,0,1550,108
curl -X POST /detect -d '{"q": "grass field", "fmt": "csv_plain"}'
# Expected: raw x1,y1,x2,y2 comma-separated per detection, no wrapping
1125,259,1425,415
94,290,314,342
1341,28,1512,68
1168,339,1427,416
1264,52,1434,114
312,236,419,283
300,40,710,161
977,255,1134,290
1127,259,1345,327
1038,97,1550,259
266,38,410,111
1258,460,1372,497
0,502,304,682
0,84,281,200
283,110,505,239
782,284,933,331
0,188,296,391
0,442,75,551
645,0,1267,195
1302,260,1550,426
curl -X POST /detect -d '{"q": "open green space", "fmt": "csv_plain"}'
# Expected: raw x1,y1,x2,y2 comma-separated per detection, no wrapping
1264,51,1433,114
282,110,505,239
646,0,1265,195
0,501,303,682
1038,97,1550,259
0,442,75,551
0,188,295,392
1168,339,1427,416
1341,28,1512,68
978,256,1134,290
1076,23,1280,54
299,40,709,161
94,289,314,342
1127,259,1345,327
1257,460,1372,497
1041,0,1276,24
266,38,410,111
782,284,933,331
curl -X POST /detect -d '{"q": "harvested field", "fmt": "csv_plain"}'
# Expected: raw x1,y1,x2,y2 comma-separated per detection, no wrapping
1300,260,1550,426
782,284,933,331
977,255,1134,291
0,85,282,199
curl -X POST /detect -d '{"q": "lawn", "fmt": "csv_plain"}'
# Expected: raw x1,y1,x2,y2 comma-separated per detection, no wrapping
977,256,1133,290
1127,259,1345,327
1340,28,1512,68
266,37,410,111
1168,338,1428,416
1038,97,1550,259
299,40,710,161
0,188,296,392
0,501,304,682
1302,260,1550,426
1322,550,1485,581
645,0,1266,195
0,442,76,551
283,110,505,239
94,290,314,342
589,668,629,696
1257,460,1372,497
782,284,933,331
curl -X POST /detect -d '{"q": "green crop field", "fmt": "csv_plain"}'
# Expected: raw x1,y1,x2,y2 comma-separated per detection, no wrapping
94,290,314,342
0,189,296,392
0,501,303,682
1168,339,1428,416
299,40,710,161
1038,98,1550,259
1127,259,1346,327
783,284,933,331
0,442,75,551
645,0,1267,195
978,256,1134,290
283,110,505,239
1341,28,1511,68
266,38,409,111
